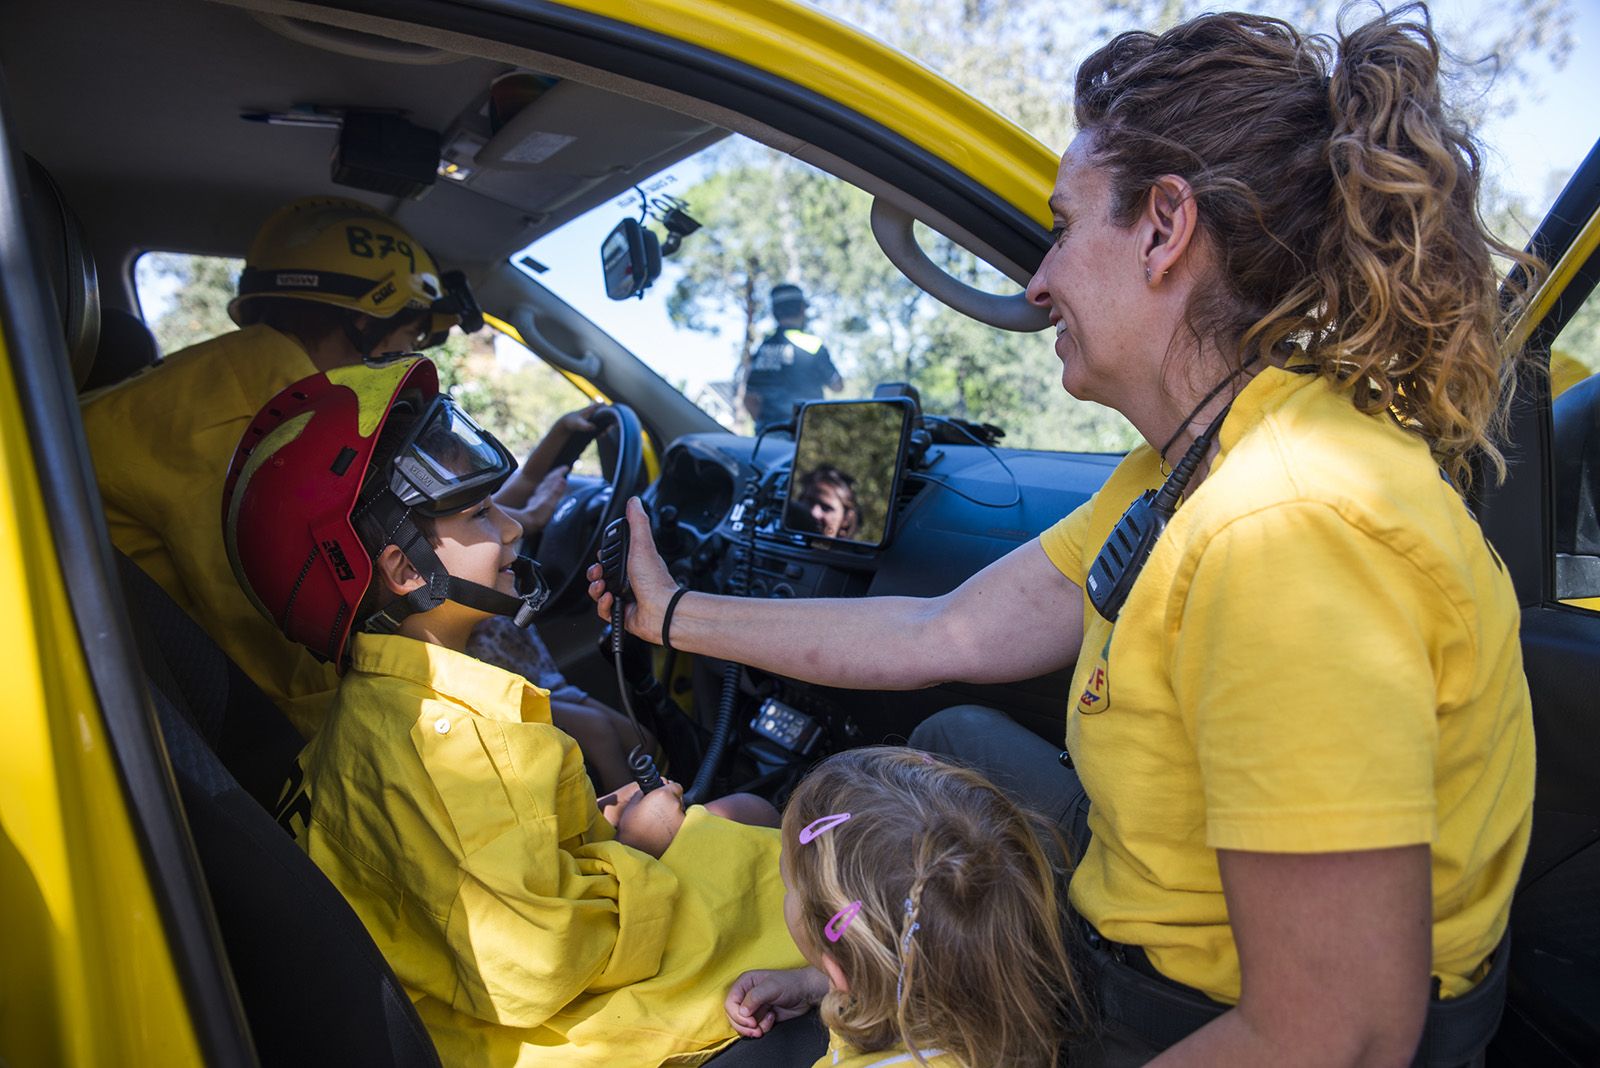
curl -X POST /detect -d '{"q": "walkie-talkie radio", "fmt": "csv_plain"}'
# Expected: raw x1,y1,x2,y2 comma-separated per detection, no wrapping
598,516,664,793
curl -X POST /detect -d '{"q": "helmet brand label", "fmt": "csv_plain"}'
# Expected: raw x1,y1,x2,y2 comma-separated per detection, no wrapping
277,272,320,288
321,539,356,582
370,280,397,305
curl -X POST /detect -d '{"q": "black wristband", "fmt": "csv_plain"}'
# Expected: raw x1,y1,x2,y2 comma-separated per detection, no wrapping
660,586,690,652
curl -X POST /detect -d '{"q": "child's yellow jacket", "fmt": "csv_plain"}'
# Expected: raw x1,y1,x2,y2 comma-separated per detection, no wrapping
285,633,805,1067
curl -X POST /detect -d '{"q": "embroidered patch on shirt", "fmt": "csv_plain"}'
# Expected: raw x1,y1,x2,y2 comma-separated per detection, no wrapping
1077,632,1112,715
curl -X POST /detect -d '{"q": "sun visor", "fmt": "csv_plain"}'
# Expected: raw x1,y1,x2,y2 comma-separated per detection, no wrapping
438,78,718,223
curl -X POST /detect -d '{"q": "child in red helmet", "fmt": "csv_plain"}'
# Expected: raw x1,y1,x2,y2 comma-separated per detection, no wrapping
223,356,803,1067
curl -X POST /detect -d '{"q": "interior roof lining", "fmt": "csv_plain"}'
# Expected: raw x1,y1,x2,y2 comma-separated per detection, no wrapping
212,0,1039,284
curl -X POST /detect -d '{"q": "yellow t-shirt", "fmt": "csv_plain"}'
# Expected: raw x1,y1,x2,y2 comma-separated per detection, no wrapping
286,633,805,1068
1039,366,1534,1003
815,1033,961,1067
80,325,339,737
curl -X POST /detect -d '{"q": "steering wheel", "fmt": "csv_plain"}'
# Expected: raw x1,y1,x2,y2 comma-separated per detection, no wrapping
528,404,646,613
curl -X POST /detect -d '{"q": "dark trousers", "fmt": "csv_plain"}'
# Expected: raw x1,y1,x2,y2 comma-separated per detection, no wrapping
909,706,1499,1068
910,705,1171,1067
702,1012,827,1067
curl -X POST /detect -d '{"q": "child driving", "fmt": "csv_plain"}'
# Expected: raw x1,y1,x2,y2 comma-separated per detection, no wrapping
221,355,802,1067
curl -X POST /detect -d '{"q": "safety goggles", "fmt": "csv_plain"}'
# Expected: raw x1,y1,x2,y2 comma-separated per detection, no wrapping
387,393,516,516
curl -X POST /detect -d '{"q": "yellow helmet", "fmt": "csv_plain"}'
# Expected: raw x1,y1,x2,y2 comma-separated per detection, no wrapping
228,196,481,341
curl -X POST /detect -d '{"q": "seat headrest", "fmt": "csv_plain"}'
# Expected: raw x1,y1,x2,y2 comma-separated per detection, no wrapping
83,308,162,392
24,157,100,389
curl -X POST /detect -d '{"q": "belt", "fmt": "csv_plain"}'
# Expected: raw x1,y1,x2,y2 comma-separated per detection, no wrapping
1080,920,1509,1067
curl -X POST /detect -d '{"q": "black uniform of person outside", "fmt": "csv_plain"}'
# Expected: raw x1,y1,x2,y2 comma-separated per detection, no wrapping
742,284,842,430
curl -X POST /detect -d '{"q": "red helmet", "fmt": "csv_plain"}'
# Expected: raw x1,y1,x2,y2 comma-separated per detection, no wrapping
222,356,545,665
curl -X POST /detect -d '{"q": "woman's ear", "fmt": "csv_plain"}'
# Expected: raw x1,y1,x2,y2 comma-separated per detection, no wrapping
1141,173,1199,284
819,952,850,994
375,544,425,596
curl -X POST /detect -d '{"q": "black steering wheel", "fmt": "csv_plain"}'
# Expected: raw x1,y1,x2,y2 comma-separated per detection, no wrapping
528,403,646,613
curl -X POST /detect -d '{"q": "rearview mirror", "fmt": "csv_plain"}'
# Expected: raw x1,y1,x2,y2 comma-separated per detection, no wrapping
601,218,662,300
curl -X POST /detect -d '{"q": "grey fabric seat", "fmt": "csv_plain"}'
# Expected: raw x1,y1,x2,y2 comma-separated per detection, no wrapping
117,552,443,1068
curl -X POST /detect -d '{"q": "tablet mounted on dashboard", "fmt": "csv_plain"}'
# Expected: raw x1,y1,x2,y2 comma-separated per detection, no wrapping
781,398,915,549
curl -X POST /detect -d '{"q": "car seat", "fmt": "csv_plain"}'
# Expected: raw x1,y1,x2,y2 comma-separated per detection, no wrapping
117,552,442,1068
23,152,441,1066
23,155,99,387
83,306,161,391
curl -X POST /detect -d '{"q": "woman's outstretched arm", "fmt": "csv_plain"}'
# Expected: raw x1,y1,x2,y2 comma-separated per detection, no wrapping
587,497,1085,691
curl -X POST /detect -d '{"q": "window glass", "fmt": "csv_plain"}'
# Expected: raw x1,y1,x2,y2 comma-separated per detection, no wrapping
434,324,599,468
1551,276,1600,610
512,136,1138,453
134,252,245,355
134,251,594,466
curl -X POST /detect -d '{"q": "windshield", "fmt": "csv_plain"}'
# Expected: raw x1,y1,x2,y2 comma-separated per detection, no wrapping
511,136,1137,453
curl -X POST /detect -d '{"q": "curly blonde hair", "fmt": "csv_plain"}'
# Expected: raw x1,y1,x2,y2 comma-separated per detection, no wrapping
1073,3,1544,488
782,748,1088,1067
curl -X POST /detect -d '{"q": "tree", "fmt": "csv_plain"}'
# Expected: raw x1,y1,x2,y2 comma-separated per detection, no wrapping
140,253,242,354
428,328,596,463
662,141,1137,450
656,0,1575,450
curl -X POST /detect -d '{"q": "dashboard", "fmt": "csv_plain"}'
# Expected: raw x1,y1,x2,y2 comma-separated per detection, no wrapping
644,430,1121,744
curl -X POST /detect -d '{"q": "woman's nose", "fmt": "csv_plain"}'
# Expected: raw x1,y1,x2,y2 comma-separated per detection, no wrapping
1024,252,1052,308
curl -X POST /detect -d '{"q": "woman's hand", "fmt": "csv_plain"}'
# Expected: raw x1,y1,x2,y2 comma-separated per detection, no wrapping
585,497,680,644
724,967,830,1038
615,779,685,858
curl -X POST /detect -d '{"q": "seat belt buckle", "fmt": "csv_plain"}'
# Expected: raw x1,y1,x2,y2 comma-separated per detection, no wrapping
1080,918,1126,964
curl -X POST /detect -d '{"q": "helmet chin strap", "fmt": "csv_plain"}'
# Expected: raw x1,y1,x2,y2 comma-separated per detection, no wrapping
343,315,395,360
360,519,547,635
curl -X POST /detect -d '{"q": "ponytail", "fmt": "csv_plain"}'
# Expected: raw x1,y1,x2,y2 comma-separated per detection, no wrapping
1317,6,1542,486
1074,3,1544,488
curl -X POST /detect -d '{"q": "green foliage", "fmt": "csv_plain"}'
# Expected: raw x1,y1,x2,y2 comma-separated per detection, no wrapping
140,253,243,354
653,0,1573,452
663,142,1138,451
1553,293,1600,377
427,327,596,464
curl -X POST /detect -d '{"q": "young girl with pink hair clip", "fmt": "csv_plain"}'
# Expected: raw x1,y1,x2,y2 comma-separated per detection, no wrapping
725,747,1089,1067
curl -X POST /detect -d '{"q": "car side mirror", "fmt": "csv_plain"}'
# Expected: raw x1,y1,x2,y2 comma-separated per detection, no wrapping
601,218,662,300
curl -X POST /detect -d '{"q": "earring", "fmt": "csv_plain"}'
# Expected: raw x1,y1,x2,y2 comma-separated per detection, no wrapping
1145,266,1152,283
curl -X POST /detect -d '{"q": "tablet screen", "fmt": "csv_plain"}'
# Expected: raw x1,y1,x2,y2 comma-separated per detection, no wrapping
783,399,913,548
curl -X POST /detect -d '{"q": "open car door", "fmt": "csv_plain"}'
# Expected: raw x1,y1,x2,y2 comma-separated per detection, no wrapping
1481,139,1600,1065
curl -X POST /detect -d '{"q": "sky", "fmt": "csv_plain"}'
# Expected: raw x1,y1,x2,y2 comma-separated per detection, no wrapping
505,0,1600,402
1433,0,1600,210
138,0,1600,399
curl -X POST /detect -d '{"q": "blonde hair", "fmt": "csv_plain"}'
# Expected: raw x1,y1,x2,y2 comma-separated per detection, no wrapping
783,748,1087,1067
1074,3,1545,488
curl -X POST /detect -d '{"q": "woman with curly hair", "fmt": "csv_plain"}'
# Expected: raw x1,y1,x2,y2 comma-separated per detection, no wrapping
596,6,1537,1064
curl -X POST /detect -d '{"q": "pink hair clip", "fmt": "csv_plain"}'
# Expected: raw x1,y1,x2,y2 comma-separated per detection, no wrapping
799,812,851,844
825,900,863,942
